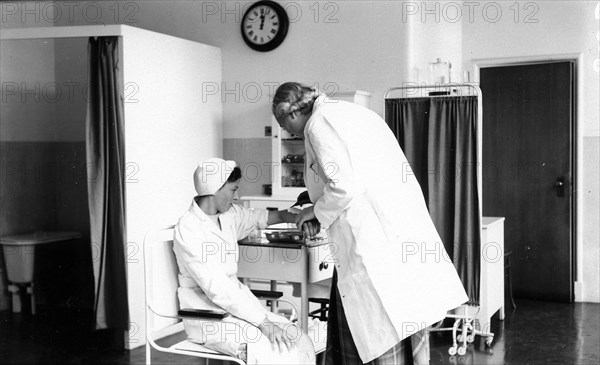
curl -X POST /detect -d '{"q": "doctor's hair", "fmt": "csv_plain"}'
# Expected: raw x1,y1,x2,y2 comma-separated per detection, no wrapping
272,82,320,119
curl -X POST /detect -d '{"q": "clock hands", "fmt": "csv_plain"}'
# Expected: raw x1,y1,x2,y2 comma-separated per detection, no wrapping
241,1,288,51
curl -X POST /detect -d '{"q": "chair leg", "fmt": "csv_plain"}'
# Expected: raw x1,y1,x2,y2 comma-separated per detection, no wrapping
27,283,35,315
8,284,21,313
146,342,151,365
320,303,327,321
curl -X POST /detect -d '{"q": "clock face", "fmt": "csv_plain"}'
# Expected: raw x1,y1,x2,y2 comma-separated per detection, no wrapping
241,1,289,52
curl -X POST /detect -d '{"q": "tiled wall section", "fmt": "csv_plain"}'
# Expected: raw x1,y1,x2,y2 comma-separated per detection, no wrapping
0,142,90,236
223,138,272,198
0,141,93,310
583,136,599,303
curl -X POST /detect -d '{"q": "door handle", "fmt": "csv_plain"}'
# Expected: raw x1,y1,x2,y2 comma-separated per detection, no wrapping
555,177,565,197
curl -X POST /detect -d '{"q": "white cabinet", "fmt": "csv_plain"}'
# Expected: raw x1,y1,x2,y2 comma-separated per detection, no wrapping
476,217,505,335
270,90,372,198
331,90,372,108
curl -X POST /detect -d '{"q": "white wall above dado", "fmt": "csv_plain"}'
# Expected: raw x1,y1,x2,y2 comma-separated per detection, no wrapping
0,36,88,142
2,1,597,138
32,0,413,140
462,0,599,136
0,38,57,141
217,1,412,139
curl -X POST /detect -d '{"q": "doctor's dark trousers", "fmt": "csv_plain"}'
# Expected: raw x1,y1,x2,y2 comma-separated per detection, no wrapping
325,269,413,365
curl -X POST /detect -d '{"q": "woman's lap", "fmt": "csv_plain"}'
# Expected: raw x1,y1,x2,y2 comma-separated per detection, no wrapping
186,312,315,364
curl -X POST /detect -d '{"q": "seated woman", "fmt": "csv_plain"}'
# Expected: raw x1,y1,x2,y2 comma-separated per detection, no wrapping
173,157,316,365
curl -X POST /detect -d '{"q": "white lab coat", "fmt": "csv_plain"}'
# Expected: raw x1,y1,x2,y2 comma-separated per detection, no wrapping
304,95,469,363
173,200,315,364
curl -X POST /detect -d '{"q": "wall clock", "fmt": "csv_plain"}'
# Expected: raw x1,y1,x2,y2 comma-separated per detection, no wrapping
241,1,289,52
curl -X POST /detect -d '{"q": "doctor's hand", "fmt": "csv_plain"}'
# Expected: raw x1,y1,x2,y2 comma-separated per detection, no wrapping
295,206,317,236
259,317,294,353
302,219,321,239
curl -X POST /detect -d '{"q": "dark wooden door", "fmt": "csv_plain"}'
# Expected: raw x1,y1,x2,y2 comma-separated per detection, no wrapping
481,62,574,302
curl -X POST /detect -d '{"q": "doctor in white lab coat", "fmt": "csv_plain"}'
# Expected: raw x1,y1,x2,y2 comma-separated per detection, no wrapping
272,83,469,365
173,158,316,364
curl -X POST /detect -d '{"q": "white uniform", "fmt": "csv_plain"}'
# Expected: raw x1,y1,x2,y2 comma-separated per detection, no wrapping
173,200,314,364
304,95,469,363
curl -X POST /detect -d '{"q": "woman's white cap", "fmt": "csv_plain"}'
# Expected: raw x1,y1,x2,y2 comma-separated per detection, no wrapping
193,158,237,196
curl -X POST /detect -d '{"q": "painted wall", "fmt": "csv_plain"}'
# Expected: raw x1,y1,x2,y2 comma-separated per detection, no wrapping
121,27,222,347
459,0,599,303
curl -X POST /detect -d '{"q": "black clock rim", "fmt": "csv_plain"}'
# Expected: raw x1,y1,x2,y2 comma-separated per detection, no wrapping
241,0,289,52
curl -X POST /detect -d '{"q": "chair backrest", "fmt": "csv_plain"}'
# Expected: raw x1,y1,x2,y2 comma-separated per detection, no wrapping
144,226,181,332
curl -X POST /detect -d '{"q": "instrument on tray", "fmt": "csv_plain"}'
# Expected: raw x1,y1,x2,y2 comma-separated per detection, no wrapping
264,229,305,244
261,228,325,244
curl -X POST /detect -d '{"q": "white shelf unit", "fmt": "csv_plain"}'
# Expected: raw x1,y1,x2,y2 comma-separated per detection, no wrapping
270,90,372,198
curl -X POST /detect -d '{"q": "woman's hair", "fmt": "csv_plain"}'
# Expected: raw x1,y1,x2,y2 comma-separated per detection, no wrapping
272,82,320,119
226,166,242,183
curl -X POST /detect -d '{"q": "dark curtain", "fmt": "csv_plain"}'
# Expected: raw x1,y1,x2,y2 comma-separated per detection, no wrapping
385,96,481,304
86,36,129,329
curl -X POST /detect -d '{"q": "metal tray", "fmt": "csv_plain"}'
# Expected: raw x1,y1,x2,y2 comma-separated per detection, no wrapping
264,231,304,244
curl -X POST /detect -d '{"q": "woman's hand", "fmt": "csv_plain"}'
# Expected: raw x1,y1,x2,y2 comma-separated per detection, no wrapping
258,317,294,352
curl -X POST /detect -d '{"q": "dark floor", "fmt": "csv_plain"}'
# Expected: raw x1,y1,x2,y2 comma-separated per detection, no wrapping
1,299,598,364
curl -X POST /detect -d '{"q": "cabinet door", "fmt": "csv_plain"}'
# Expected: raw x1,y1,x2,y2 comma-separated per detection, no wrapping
270,91,371,197
271,116,306,197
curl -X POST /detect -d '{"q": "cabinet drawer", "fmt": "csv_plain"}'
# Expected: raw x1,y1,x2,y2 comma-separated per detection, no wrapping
308,244,334,283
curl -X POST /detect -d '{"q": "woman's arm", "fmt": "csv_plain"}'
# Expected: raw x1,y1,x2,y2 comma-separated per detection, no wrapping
267,209,297,225
269,209,321,237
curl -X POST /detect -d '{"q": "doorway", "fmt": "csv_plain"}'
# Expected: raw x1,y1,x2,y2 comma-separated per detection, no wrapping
0,36,100,358
480,61,575,302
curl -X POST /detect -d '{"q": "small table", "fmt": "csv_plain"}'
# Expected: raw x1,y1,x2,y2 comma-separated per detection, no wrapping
237,237,333,331
0,231,81,314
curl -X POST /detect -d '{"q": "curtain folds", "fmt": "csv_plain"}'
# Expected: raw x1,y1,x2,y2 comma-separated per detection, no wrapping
86,36,129,329
385,96,481,305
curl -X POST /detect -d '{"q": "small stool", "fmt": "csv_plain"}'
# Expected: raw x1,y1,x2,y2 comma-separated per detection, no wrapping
308,297,329,321
504,250,517,309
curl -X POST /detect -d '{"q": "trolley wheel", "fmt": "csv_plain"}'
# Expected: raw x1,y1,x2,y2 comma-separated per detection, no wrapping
467,334,475,343
457,346,467,356
457,334,464,342
448,346,457,356
485,336,494,347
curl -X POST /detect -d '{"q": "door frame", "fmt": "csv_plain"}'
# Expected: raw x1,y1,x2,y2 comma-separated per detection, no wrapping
472,53,582,302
